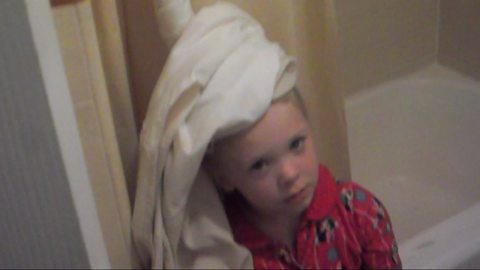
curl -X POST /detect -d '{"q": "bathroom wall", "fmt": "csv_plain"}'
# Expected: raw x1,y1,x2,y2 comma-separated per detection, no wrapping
0,1,89,268
334,0,439,98
438,0,480,81
121,0,169,133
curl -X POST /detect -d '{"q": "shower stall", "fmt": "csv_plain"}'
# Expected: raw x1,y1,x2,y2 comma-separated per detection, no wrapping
335,0,480,268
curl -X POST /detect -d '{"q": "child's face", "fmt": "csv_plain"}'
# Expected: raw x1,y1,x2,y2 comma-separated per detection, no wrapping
213,100,319,219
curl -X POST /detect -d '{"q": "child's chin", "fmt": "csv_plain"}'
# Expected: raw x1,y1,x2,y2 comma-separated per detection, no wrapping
287,186,314,212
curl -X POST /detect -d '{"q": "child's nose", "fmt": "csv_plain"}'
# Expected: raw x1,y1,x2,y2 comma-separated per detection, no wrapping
278,158,300,186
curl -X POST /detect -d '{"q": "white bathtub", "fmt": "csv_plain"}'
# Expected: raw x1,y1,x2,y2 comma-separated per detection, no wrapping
345,63,480,268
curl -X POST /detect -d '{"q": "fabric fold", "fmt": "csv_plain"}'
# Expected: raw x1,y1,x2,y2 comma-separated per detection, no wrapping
131,2,297,268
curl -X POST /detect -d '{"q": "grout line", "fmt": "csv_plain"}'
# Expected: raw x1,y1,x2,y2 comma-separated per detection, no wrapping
435,0,441,60
345,57,435,106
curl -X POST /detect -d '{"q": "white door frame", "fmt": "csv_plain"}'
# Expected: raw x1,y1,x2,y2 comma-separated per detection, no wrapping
24,1,110,268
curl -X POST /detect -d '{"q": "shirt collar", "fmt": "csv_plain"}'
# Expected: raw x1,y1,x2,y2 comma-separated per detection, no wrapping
304,164,338,221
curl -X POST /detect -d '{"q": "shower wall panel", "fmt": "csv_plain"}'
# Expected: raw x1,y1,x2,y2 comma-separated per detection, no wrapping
335,0,438,98
438,0,480,81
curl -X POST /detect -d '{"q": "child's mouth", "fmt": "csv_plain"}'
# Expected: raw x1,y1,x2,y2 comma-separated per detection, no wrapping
286,186,309,204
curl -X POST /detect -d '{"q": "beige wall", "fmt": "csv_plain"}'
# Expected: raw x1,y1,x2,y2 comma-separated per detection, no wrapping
438,0,480,81
334,0,439,98
121,0,169,133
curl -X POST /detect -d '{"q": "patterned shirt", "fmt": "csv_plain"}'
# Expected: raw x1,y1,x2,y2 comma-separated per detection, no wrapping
225,165,402,269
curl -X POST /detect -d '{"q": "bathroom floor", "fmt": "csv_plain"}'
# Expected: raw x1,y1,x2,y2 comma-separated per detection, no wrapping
345,63,480,242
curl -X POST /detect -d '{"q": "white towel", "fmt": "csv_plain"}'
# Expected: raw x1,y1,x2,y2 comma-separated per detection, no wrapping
131,2,297,268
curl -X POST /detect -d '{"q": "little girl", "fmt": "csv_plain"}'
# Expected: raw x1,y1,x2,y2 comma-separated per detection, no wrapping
203,90,402,269
132,2,401,268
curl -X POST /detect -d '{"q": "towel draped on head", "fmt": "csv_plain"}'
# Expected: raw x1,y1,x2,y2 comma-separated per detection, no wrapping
131,2,297,268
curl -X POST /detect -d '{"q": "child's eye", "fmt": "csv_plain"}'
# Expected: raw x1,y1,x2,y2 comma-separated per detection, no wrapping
290,136,306,151
250,159,268,171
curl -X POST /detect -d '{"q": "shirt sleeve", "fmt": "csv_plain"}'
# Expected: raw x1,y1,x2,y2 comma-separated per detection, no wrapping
348,182,402,269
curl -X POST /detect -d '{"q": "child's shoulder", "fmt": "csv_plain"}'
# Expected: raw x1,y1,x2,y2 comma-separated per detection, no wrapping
334,179,387,214
318,165,372,195
333,178,395,238
316,165,388,217
335,179,376,198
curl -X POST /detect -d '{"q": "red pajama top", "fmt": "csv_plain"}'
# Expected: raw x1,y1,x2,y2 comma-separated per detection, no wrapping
225,165,402,269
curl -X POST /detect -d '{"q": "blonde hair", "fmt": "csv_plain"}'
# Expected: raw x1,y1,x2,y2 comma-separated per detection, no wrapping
205,86,308,157
273,87,309,119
